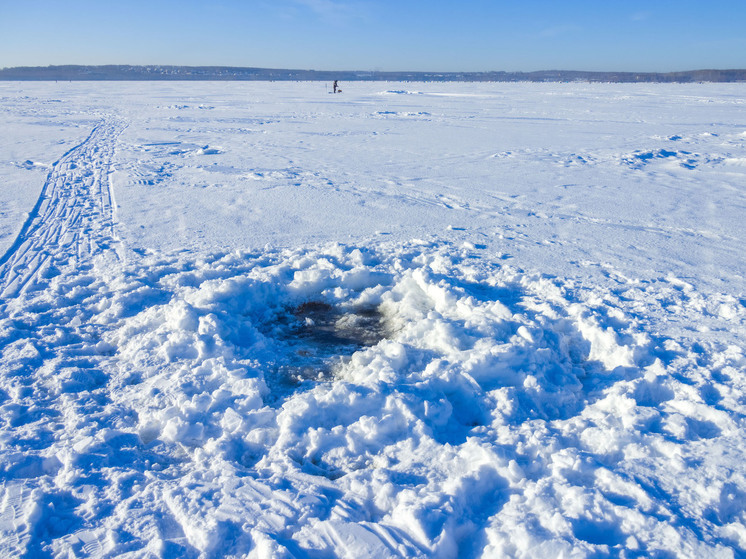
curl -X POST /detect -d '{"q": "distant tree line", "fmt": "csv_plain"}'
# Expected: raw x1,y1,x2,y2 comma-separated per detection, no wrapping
1,65,745,82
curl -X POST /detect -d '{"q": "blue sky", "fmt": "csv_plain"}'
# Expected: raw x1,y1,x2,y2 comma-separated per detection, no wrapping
1,0,744,71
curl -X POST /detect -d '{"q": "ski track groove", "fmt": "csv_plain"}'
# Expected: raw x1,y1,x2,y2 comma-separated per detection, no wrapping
0,118,127,297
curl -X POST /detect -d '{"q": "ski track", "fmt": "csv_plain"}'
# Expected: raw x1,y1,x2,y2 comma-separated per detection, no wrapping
0,118,127,298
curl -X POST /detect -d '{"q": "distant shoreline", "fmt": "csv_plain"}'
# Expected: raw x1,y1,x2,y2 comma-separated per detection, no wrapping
1,65,745,83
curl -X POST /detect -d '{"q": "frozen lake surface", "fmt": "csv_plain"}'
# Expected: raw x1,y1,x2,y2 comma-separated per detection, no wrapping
0,81,745,557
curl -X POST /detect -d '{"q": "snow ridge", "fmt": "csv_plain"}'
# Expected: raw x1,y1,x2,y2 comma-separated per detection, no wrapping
0,117,126,297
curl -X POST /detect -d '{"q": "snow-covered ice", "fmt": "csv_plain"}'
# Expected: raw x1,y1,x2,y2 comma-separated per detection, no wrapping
1,81,745,557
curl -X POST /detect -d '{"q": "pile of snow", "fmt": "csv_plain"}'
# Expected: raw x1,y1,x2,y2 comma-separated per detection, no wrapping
1,239,745,557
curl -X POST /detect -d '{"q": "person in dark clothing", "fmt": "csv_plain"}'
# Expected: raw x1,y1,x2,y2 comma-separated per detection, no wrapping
333,80,339,93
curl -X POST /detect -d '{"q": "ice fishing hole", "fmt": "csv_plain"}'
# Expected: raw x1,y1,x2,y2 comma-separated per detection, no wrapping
268,300,389,386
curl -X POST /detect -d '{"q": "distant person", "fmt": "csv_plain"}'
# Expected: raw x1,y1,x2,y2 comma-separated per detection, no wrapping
333,80,339,93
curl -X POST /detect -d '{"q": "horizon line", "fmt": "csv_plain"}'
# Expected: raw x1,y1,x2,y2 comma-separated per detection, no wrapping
2,64,746,74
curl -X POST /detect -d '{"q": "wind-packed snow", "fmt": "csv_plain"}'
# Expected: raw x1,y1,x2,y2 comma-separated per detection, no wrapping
1,81,745,557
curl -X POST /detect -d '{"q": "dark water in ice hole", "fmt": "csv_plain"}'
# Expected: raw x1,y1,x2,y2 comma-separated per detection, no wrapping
265,301,389,392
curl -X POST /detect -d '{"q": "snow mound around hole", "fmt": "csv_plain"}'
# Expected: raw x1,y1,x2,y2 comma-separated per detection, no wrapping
109,241,640,419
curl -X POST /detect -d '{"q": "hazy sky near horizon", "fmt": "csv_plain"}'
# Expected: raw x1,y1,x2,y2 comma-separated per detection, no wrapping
1,0,744,72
